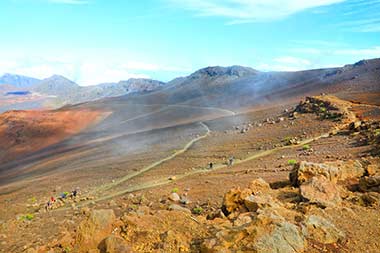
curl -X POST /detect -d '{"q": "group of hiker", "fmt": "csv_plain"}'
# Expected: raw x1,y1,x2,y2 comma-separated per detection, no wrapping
208,156,235,170
45,188,79,211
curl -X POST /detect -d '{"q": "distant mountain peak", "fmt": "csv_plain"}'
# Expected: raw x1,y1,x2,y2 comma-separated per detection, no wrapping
0,73,41,88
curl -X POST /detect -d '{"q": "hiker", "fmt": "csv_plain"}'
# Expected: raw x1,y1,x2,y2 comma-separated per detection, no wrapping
59,192,68,199
228,156,234,166
71,187,79,198
45,196,56,211
209,162,213,169
45,200,52,211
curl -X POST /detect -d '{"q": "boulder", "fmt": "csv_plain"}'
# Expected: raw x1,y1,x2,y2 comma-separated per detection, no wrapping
244,194,280,212
290,160,364,186
304,215,345,244
299,176,341,207
168,204,191,214
98,235,131,253
75,209,116,253
248,178,271,195
222,188,249,215
168,192,180,202
254,222,306,253
359,176,380,192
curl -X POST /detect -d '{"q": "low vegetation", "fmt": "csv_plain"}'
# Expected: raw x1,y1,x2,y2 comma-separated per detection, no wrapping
192,207,203,215
302,144,311,150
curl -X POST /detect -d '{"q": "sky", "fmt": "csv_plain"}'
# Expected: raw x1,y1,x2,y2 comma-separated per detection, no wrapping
0,0,379,86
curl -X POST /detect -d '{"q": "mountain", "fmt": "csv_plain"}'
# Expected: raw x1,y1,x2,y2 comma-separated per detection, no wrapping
0,73,41,88
92,78,165,97
33,75,81,96
31,76,165,104
123,59,380,109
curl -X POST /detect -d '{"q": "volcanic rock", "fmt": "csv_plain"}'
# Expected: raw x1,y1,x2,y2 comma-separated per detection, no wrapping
299,176,341,207
75,209,116,252
168,204,191,214
304,215,345,244
290,160,364,186
254,221,306,253
248,178,271,194
168,192,180,202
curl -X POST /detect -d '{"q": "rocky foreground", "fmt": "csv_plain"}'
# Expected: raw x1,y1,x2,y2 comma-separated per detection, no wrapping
21,157,378,253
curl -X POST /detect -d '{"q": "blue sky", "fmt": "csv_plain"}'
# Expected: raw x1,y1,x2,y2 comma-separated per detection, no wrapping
0,0,379,85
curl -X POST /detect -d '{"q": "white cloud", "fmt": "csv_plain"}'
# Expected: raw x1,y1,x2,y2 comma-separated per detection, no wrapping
274,56,311,65
168,0,345,23
121,61,191,72
259,56,313,71
0,52,188,86
78,62,150,85
333,46,380,57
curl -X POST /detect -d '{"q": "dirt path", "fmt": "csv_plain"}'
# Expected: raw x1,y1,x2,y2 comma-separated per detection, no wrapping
74,130,332,206
92,122,211,194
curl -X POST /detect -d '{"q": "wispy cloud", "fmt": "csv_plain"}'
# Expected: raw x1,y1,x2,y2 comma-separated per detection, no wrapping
48,0,89,4
258,56,313,72
167,0,345,24
0,51,190,86
333,46,380,57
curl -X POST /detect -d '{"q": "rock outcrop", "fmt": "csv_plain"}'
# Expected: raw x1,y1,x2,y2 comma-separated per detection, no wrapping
290,160,365,186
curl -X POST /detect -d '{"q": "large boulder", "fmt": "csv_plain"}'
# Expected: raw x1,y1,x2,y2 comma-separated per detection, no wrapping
201,209,306,253
222,178,272,216
248,178,271,194
299,176,341,207
304,215,345,244
75,209,116,252
290,160,364,186
255,222,306,253
222,187,252,215
359,176,380,192
244,194,281,213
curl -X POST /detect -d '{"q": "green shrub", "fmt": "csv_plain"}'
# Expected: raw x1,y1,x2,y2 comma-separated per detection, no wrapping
302,144,310,150
171,188,179,193
20,213,34,221
25,214,34,220
192,207,203,215
29,197,37,203
287,159,297,165
319,107,326,113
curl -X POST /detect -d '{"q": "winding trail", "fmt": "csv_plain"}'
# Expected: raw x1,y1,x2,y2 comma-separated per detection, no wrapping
93,122,211,194
72,129,332,208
